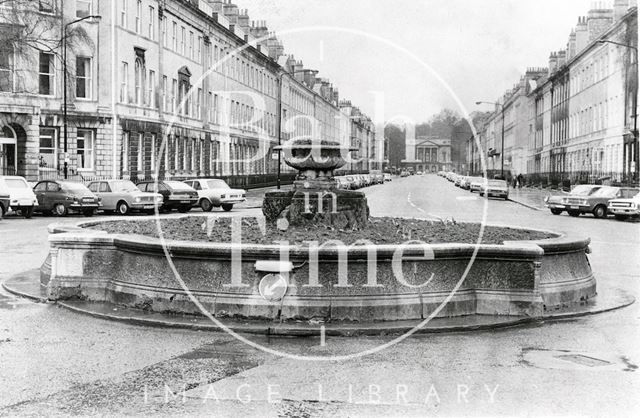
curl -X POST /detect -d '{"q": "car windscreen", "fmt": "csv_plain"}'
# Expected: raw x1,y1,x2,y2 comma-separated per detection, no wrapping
111,180,139,192
60,182,88,191
570,185,597,196
591,187,618,198
164,181,193,191
488,180,507,187
4,179,28,189
205,179,230,189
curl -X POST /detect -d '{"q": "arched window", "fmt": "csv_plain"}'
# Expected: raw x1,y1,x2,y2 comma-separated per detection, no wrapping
177,66,191,116
134,57,145,105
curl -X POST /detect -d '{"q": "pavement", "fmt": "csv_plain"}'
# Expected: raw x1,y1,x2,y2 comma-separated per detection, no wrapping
507,187,567,211
0,174,639,416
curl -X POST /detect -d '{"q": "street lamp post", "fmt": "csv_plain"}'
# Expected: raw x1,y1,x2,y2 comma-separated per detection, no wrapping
276,69,309,189
598,39,638,184
62,15,101,179
476,100,505,178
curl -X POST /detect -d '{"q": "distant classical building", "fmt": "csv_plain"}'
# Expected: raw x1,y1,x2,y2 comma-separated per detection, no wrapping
402,135,451,172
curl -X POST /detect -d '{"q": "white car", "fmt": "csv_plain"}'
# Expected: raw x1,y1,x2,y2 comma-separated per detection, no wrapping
608,191,640,220
87,179,164,215
469,177,487,192
183,178,246,212
0,176,38,218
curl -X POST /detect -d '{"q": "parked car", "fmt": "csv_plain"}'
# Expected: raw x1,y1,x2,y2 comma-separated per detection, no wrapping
454,176,466,187
400,170,410,177
469,177,486,193
0,191,9,219
335,177,351,190
479,179,509,199
136,180,198,213
460,176,472,190
0,176,39,218
87,179,163,215
344,176,358,189
608,191,640,220
369,170,384,184
544,184,601,215
383,173,392,182
182,178,246,212
560,186,640,218
33,180,100,216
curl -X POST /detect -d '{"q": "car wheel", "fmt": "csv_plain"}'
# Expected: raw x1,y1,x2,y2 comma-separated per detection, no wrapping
54,204,68,217
568,210,580,217
200,198,213,212
177,205,191,213
550,209,562,215
222,203,233,212
116,201,130,216
83,209,94,217
592,205,607,219
614,214,628,221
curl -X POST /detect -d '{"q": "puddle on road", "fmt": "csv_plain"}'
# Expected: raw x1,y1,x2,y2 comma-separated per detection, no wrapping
522,348,634,371
555,354,612,367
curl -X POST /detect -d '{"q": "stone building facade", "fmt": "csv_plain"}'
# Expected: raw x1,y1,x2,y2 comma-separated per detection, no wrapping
402,135,451,173
0,0,375,183
467,1,638,186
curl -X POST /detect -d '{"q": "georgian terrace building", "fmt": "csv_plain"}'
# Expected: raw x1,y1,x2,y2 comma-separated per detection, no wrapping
527,3,637,185
0,0,372,183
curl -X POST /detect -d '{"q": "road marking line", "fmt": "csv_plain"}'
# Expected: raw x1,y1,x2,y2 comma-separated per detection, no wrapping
406,192,443,221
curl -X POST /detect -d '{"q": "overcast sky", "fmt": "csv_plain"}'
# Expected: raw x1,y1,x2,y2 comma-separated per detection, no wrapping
235,0,596,123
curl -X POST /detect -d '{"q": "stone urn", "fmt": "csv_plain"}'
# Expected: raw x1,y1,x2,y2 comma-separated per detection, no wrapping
276,138,355,187
264,137,369,229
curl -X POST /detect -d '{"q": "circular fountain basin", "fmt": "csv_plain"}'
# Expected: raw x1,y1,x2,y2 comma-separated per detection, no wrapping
40,216,596,322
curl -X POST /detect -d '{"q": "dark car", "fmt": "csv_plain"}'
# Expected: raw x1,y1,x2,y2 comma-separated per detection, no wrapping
136,180,198,213
560,186,640,218
33,180,100,216
544,184,601,215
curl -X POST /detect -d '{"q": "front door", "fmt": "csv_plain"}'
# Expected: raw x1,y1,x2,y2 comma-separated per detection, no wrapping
0,126,17,175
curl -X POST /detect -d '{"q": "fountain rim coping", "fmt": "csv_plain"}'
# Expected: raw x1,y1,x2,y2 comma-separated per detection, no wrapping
45,215,589,259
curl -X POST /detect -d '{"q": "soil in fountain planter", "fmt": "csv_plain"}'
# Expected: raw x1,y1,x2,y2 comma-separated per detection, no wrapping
86,217,555,245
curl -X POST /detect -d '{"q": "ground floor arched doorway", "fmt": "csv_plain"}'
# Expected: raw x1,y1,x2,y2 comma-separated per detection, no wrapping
0,125,17,175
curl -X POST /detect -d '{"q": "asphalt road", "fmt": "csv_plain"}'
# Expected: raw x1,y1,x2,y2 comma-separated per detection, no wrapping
0,174,638,416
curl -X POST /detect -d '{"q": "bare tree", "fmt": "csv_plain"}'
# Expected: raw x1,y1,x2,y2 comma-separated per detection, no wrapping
0,0,92,94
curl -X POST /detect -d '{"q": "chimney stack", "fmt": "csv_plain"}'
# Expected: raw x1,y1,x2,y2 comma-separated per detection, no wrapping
587,5,613,42
548,52,558,74
575,16,589,53
614,0,630,20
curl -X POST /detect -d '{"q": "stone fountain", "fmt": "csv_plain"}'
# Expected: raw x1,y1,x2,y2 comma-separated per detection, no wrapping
262,138,369,230
28,136,603,328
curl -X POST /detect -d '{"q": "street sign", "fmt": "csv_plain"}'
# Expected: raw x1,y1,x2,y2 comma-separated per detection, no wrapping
258,273,288,302
271,152,279,160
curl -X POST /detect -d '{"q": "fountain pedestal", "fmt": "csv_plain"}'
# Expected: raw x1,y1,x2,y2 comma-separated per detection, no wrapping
263,139,369,229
